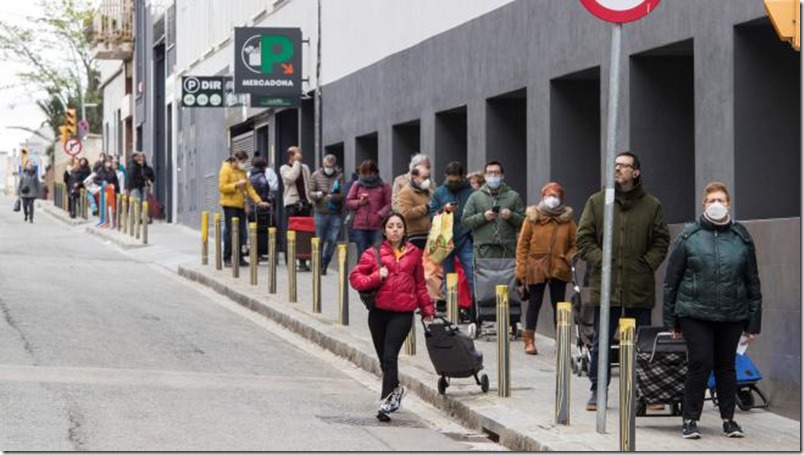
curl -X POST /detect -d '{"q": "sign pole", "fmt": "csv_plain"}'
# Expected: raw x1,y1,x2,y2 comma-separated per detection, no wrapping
596,21,622,435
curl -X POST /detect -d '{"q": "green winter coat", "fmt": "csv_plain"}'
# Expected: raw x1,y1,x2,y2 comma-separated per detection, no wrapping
663,217,762,334
461,183,525,259
576,183,670,309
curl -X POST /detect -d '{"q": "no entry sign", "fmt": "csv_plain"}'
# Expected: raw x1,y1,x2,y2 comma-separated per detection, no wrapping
580,0,660,23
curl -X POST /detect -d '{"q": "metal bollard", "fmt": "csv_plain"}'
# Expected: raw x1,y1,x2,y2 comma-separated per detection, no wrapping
80,189,87,219
141,200,149,244
496,285,511,397
311,237,321,313
249,222,258,286
287,230,297,302
214,213,222,270
134,199,141,240
116,197,122,231
268,227,277,293
619,318,637,452
555,301,573,425
232,217,240,278
201,211,209,265
404,318,416,355
122,196,128,234
337,243,349,325
446,273,459,324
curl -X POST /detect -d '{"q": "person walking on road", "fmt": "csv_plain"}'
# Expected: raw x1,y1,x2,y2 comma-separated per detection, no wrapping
515,182,577,355
349,212,435,422
218,151,270,268
345,159,392,257
663,181,762,440
396,164,432,250
17,162,41,223
576,151,670,411
308,154,345,275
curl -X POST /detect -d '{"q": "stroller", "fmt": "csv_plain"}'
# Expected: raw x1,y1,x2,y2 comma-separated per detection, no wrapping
467,257,522,339
569,256,595,377
424,317,489,395
707,353,769,411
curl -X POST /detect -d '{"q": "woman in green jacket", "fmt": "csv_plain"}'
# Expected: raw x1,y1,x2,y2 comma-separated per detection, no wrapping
663,182,762,440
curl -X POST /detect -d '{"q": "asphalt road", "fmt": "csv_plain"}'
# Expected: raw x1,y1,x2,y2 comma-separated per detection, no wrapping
0,198,502,451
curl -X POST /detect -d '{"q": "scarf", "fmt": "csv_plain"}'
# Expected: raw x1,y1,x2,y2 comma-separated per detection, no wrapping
536,200,565,217
358,175,382,188
703,212,732,226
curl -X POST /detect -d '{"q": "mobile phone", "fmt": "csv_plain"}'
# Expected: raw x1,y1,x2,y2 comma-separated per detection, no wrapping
492,205,500,213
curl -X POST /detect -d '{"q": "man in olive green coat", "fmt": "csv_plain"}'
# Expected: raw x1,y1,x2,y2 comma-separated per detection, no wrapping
576,151,670,411
462,161,526,259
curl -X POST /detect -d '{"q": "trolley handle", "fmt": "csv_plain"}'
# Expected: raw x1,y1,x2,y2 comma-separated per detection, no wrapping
649,331,684,363
421,315,458,335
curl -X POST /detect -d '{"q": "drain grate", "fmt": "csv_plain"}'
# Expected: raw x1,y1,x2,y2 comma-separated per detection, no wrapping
317,415,427,428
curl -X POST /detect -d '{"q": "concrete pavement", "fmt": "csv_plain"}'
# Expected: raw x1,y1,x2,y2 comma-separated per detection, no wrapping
39,200,802,451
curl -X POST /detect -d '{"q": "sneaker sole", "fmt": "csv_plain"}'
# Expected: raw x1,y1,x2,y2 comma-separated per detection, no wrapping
725,431,744,438
586,405,597,411
376,412,391,422
683,433,701,439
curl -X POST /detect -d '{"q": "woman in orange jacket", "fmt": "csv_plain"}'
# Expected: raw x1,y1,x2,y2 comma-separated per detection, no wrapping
515,182,577,355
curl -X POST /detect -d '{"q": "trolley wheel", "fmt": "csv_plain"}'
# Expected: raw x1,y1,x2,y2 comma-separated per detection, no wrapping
480,374,490,393
736,388,755,411
636,401,647,417
467,323,478,339
438,376,448,395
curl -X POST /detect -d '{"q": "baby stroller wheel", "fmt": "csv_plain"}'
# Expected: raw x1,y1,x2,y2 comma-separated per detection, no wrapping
736,388,755,411
438,376,449,395
480,374,489,393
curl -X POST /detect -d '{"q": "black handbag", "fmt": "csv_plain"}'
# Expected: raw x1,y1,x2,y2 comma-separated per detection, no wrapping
358,246,383,310
13,199,20,212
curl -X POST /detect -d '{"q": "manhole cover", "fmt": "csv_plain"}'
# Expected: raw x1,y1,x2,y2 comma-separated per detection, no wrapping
317,415,426,428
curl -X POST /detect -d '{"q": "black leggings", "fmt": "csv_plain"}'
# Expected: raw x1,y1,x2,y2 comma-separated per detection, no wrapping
21,198,35,219
368,308,413,399
679,317,744,421
525,279,567,331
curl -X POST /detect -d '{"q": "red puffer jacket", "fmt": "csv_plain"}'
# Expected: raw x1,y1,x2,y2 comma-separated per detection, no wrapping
349,240,435,317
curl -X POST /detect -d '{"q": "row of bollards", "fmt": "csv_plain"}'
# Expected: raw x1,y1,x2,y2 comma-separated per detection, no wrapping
196,211,638,449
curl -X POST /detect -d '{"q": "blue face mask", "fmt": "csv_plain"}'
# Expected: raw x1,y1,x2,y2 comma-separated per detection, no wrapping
486,176,502,189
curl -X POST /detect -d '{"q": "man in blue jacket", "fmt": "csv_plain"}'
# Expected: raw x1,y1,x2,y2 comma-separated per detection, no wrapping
429,161,475,307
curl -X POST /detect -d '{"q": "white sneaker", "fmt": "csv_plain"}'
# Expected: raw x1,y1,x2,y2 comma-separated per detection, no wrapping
388,386,406,413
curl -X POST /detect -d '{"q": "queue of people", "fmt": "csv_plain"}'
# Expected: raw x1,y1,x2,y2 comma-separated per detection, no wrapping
213,147,762,434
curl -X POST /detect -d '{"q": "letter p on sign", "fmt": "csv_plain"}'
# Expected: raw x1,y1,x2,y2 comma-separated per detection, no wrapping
261,35,294,74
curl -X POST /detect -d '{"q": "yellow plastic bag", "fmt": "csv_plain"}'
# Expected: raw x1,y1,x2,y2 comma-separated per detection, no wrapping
427,211,454,264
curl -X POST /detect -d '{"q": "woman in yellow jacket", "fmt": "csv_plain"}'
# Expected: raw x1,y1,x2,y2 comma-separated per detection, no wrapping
219,151,269,267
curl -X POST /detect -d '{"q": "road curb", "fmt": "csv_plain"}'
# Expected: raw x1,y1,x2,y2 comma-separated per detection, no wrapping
177,264,567,452
85,225,149,249
37,201,88,226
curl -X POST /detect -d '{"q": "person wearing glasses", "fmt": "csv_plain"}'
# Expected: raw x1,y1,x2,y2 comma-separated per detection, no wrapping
576,151,670,412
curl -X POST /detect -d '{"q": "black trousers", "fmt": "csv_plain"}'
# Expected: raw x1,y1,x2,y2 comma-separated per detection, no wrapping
368,308,413,399
222,206,247,262
21,198,35,219
679,317,744,421
525,279,567,331
589,306,652,392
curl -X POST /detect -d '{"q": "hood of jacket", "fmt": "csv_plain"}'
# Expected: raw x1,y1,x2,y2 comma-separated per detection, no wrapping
526,205,574,224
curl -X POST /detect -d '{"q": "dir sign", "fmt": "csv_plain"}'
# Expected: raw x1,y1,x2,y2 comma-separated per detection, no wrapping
234,27,302,98
182,76,225,107
580,0,660,23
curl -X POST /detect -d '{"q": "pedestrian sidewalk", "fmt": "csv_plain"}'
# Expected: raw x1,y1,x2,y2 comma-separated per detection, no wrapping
41,201,801,451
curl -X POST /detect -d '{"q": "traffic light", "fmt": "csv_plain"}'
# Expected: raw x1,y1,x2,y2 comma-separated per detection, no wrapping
65,108,77,136
764,0,801,51
59,125,69,144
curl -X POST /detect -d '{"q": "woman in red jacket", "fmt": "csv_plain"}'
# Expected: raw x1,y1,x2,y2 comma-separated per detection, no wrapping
349,211,435,422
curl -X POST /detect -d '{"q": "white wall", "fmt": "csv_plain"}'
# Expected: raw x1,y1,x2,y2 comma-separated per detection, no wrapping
175,0,513,87
100,60,126,156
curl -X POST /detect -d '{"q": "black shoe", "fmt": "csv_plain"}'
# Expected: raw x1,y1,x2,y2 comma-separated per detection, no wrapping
376,410,391,422
682,420,701,439
24,215,28,221
239,259,250,267
224,260,232,268
321,267,328,276
29,218,33,223
586,390,598,411
723,420,744,438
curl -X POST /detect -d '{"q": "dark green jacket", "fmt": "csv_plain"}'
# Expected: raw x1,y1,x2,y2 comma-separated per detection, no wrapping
462,183,525,259
663,217,762,334
576,183,670,309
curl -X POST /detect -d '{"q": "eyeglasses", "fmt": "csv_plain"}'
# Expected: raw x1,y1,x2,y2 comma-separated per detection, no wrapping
614,162,634,169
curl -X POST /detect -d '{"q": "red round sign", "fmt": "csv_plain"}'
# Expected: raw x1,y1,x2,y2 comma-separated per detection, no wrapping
63,138,83,157
580,0,660,23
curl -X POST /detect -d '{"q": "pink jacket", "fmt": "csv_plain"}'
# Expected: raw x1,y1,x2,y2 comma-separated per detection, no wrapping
345,181,392,230
349,240,435,316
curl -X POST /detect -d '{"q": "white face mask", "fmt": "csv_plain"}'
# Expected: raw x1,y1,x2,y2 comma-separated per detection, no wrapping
323,166,335,176
418,178,431,190
543,196,561,209
705,202,729,220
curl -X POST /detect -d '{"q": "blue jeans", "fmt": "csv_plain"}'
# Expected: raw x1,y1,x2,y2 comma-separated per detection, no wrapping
442,239,474,297
589,306,652,392
353,229,381,258
314,212,342,269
